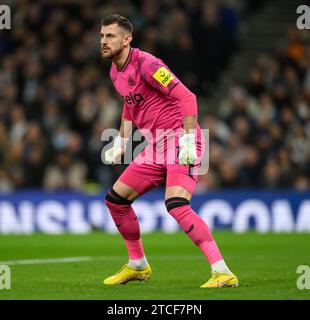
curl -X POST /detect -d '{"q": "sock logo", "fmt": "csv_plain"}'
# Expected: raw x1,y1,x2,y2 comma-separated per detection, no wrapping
185,224,194,234
123,92,144,105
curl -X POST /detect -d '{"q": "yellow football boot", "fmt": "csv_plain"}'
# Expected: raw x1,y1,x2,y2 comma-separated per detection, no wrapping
103,264,152,285
200,272,239,288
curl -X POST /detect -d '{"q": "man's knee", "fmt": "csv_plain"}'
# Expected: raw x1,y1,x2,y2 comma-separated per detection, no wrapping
165,186,191,201
165,197,190,221
104,188,134,208
113,179,140,202
165,197,190,212
104,189,140,241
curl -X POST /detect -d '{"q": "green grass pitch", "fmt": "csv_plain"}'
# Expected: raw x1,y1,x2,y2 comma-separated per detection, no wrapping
0,231,309,300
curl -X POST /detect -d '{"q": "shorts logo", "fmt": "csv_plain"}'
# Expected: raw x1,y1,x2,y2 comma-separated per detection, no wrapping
153,66,174,87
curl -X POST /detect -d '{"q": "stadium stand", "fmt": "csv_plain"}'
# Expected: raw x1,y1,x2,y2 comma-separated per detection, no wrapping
0,0,309,192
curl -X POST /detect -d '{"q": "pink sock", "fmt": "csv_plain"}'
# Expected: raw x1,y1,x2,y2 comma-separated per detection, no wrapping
199,240,223,265
124,239,145,259
168,204,222,265
105,196,145,260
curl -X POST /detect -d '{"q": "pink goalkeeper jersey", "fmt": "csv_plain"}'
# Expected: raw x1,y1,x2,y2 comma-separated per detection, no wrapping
110,47,184,144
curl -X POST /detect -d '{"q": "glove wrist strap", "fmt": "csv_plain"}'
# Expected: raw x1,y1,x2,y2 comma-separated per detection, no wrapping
114,135,129,150
180,133,196,145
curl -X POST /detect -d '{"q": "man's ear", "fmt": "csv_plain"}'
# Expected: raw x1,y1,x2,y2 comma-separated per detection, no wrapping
124,34,132,46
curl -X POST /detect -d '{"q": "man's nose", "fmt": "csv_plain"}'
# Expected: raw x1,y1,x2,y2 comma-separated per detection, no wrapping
101,37,107,45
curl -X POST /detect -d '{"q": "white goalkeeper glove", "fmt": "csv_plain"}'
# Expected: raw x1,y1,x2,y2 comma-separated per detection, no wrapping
178,133,197,165
105,135,129,165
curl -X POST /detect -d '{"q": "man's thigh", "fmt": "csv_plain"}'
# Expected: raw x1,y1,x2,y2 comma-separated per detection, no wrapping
117,158,166,198
165,185,192,201
166,163,199,196
112,180,140,202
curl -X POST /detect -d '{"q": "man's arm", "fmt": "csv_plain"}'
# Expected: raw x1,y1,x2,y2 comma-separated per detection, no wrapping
169,83,198,165
105,115,135,165
140,57,198,132
169,82,198,132
140,57,198,165
119,117,135,139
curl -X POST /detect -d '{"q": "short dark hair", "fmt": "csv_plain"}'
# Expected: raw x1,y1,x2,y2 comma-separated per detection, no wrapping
101,14,133,34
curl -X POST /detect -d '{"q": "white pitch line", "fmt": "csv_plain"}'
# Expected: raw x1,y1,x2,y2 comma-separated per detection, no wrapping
0,256,94,266
0,255,202,266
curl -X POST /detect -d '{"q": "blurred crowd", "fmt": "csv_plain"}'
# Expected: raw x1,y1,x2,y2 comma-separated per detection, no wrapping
0,0,309,192
196,27,310,192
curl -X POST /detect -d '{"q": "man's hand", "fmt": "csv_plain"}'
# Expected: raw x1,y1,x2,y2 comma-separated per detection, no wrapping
178,133,197,165
105,136,129,165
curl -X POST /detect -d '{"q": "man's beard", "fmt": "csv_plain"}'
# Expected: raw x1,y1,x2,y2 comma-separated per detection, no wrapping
101,46,123,60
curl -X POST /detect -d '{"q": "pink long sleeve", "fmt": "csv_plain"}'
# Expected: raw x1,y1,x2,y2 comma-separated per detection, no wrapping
169,83,197,117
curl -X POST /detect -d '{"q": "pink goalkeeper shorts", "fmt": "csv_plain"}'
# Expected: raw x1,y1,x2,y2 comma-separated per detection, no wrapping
118,126,205,195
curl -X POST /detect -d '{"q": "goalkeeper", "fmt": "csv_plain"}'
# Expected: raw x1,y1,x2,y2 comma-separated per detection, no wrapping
101,14,238,288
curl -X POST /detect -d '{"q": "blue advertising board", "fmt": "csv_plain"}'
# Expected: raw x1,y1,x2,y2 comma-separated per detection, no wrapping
0,190,309,234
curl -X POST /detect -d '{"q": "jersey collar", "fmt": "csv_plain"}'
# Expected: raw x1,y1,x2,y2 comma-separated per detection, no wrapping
119,47,133,72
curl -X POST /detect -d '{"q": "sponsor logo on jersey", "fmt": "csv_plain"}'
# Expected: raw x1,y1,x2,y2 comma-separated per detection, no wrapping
123,92,144,105
152,66,174,87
